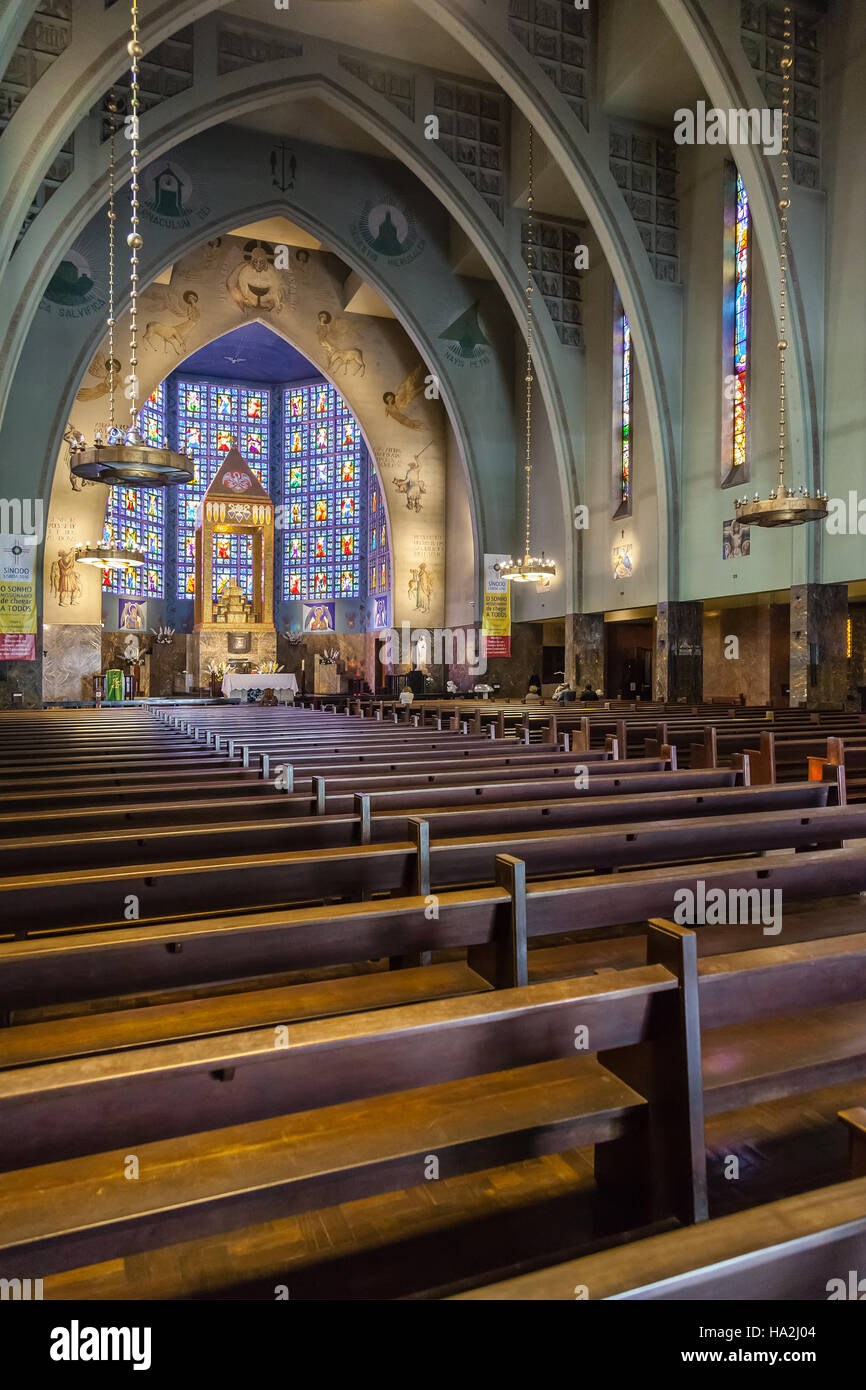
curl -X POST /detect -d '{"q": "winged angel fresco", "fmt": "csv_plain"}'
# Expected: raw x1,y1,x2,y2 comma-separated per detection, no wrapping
383,363,426,430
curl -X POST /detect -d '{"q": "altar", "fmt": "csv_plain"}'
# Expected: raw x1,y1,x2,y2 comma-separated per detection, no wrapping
222,672,298,699
186,443,277,689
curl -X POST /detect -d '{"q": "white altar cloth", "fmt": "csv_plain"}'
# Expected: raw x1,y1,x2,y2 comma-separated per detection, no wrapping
221,673,299,698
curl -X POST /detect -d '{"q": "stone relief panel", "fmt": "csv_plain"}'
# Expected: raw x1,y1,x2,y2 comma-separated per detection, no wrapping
433,79,507,221
339,55,415,121
741,1,821,189
0,3,74,251
609,125,679,284
508,0,590,130
522,216,586,347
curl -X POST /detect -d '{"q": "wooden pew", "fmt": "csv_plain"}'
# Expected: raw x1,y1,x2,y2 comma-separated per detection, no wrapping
0,778,841,863
4,798,864,934
5,842,866,1014
0,921,704,1274
8,922,866,1294
450,1174,866,1299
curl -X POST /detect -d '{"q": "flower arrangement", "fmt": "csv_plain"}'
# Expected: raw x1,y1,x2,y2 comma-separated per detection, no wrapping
205,660,229,677
151,624,176,645
319,646,341,666
253,661,284,675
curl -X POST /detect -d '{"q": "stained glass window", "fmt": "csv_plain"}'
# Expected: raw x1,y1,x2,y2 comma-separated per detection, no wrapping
102,384,165,597
176,380,269,599
368,466,391,607
732,171,750,472
620,310,632,508
611,294,633,516
282,384,364,600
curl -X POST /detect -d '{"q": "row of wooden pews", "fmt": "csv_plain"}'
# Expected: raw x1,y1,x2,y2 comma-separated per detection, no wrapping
1,704,865,1299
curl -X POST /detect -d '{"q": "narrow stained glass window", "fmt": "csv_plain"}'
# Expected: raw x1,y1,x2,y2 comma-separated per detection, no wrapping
621,311,631,507
102,383,165,598
611,291,633,518
721,166,751,487
733,171,750,473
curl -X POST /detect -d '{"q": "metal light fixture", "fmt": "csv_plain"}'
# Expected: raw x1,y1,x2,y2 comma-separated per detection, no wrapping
501,125,556,584
734,6,826,531
71,0,193,489
76,543,145,570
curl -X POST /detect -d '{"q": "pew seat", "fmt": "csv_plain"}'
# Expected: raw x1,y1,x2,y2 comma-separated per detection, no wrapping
450,1173,866,1300
0,961,491,1068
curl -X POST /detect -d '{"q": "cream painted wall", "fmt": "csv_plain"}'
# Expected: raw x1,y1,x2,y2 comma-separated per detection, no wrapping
581,248,660,614
677,139,797,601
443,414,476,629
820,0,866,586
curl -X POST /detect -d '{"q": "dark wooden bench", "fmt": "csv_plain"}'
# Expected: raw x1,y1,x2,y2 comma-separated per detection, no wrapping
450,1173,866,1300
0,921,703,1275
4,796,864,934
0,777,841,861
5,841,866,1012
7,919,866,1292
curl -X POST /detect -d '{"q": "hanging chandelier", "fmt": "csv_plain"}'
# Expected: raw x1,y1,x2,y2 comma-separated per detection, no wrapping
501,125,556,584
71,0,193,489
76,542,145,571
734,5,826,530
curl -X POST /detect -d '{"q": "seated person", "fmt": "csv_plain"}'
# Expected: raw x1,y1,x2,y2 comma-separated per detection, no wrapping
406,666,426,697
580,682,599,702
524,671,543,704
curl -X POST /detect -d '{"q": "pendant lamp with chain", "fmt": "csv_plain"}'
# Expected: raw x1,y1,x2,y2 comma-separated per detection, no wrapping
71,0,194,489
501,126,556,583
734,5,826,529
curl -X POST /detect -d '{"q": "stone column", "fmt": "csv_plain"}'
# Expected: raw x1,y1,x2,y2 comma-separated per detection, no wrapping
789,583,848,708
848,606,866,706
565,612,604,692
654,600,703,703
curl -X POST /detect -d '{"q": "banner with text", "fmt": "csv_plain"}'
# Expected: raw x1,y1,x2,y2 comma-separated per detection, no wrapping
0,533,37,659
482,553,511,658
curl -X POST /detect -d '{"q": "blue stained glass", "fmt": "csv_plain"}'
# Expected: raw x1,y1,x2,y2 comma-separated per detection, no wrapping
103,383,166,597
368,466,391,600
176,382,269,599
282,383,364,600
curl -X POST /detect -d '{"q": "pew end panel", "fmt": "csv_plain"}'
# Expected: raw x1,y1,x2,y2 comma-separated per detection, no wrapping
595,919,707,1230
839,1106,866,1178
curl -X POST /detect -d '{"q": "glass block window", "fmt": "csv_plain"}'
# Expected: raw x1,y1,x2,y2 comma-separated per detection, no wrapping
102,384,166,597
175,380,269,598
368,466,391,600
282,384,364,600
213,531,254,604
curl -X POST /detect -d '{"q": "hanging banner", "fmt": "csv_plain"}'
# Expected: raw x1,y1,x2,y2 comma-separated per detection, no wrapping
482,553,511,658
105,668,124,702
0,534,37,659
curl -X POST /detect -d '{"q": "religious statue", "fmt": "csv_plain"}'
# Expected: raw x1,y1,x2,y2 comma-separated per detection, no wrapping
49,548,82,607
227,241,291,314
